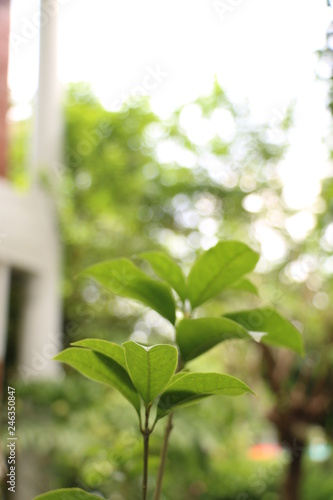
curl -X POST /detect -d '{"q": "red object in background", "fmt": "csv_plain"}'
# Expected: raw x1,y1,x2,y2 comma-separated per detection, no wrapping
248,443,283,461
0,0,10,178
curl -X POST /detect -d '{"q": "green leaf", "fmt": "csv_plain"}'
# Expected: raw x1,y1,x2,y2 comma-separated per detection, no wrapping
224,308,304,356
82,258,176,324
72,339,127,369
139,251,187,301
54,347,141,414
157,372,254,419
34,488,101,499
176,317,251,362
123,341,178,404
187,241,259,308
228,278,259,296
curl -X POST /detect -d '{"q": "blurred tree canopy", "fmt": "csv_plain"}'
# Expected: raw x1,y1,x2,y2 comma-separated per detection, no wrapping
54,81,291,344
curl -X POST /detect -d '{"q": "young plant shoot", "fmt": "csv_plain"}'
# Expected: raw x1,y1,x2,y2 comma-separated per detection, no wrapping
35,241,303,500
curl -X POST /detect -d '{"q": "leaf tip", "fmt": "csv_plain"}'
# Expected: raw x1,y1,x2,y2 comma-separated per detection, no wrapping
53,352,63,362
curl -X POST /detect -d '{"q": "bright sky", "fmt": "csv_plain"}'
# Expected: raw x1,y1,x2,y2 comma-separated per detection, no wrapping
7,0,333,217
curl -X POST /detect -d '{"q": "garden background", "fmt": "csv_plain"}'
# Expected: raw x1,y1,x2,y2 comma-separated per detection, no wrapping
1,1,333,499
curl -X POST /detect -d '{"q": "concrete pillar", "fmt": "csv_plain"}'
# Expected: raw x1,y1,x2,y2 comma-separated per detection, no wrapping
32,0,63,184
16,0,64,380
17,266,63,381
0,264,10,394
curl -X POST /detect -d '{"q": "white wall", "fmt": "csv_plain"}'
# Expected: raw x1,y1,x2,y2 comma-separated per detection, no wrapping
0,179,62,380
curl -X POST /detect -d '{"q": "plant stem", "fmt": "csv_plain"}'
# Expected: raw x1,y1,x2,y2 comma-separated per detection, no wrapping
153,412,174,500
154,304,190,499
142,405,151,500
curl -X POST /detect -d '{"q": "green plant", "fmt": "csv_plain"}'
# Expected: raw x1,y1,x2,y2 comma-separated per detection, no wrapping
34,240,303,500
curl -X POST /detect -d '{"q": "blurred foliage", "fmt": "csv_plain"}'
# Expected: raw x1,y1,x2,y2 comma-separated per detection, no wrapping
16,376,333,499
6,79,333,498
57,81,290,346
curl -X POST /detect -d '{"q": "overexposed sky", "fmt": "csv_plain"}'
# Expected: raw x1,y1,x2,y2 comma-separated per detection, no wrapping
7,0,333,211
8,0,332,115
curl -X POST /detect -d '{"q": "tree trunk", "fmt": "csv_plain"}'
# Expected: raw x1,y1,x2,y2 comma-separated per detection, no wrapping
280,439,305,500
